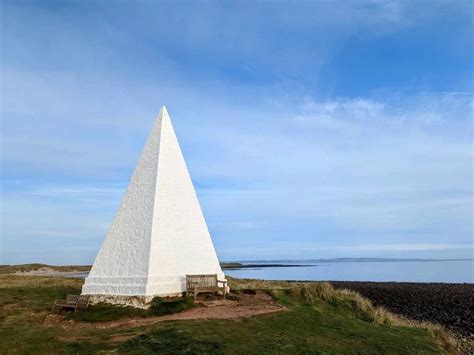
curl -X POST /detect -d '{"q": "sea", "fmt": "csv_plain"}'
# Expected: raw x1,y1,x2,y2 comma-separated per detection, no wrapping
224,259,474,283
66,259,473,283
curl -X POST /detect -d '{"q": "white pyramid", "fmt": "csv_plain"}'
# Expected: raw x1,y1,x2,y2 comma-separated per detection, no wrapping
82,107,225,297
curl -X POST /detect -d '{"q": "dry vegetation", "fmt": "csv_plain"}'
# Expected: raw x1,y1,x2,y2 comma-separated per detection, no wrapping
0,274,460,354
0,264,91,274
228,277,458,354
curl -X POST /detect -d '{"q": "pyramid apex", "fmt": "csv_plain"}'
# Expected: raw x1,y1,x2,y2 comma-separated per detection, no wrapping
159,105,169,118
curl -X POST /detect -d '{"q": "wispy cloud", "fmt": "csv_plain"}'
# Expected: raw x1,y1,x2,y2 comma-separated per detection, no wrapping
330,243,473,252
1,1,472,263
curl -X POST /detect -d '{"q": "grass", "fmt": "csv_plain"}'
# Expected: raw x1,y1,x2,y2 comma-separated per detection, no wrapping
229,278,456,353
120,328,223,354
0,274,454,354
65,303,148,322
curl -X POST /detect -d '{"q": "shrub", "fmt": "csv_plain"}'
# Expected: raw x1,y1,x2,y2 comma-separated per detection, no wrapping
242,289,256,295
149,296,195,316
67,296,196,322
225,293,239,301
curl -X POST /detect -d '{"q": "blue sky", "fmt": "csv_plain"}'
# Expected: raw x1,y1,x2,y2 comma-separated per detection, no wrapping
1,0,473,264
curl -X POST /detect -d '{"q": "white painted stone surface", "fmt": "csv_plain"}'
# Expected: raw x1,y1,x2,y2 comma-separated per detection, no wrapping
82,107,225,297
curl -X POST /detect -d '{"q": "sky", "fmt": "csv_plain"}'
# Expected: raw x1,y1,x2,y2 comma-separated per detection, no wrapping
1,0,473,264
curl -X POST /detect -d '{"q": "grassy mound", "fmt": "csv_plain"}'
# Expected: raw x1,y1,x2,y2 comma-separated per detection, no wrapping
276,282,400,325
230,278,456,353
0,274,454,354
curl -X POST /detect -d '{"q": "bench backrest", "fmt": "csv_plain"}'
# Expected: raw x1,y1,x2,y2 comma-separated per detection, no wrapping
186,274,218,289
65,295,80,305
76,295,90,309
65,294,89,308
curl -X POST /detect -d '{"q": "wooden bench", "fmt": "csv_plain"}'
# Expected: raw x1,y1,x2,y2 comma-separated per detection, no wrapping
186,274,227,301
52,294,90,313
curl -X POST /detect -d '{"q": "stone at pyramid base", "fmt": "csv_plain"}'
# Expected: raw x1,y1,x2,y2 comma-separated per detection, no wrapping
87,294,158,309
82,272,228,307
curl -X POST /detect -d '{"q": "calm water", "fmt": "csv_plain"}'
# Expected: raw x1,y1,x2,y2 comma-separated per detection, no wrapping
225,259,474,283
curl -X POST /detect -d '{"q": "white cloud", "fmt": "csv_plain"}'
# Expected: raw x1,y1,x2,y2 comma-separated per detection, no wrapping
1,1,472,263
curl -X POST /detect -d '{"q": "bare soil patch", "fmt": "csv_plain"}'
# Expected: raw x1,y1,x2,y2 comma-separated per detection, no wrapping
44,291,285,331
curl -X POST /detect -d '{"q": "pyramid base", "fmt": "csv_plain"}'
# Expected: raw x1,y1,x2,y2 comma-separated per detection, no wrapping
82,273,228,307
81,277,186,297
86,294,172,309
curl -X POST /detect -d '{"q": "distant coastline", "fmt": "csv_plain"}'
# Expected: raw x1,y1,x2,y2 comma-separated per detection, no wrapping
2,258,472,275
222,257,474,269
220,262,313,269
0,258,474,274
0,262,312,274
226,257,474,264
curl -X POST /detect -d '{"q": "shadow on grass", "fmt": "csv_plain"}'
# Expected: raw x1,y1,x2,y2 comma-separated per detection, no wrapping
65,296,196,322
120,328,223,355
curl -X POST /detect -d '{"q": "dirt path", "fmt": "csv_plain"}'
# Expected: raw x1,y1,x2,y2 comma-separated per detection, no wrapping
44,291,286,331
